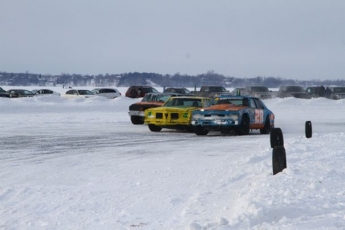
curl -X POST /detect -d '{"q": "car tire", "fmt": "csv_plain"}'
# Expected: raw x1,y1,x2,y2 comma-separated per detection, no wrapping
272,146,287,175
305,121,312,138
130,115,144,125
260,116,272,134
194,126,209,135
270,127,284,148
148,124,162,132
235,115,250,135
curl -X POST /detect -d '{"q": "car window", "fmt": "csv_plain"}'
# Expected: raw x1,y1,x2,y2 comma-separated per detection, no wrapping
251,87,269,92
20,90,34,95
211,97,243,106
165,98,202,107
333,87,345,93
151,88,159,93
104,89,115,93
253,98,264,109
156,95,171,102
249,98,256,108
209,87,227,92
142,94,152,101
78,90,93,95
285,86,304,92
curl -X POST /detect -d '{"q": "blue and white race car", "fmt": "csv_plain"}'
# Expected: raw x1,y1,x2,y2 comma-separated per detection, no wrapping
191,95,275,135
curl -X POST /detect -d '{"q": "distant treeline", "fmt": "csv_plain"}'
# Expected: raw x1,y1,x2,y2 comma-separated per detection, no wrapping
1,71,344,88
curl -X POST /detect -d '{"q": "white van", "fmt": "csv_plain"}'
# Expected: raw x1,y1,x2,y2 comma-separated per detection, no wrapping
91,88,121,99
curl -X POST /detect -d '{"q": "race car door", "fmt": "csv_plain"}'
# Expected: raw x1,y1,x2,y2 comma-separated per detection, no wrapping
249,98,265,126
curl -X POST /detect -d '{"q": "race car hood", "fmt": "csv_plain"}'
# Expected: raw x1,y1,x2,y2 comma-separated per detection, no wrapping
129,101,164,110
202,104,247,111
151,106,195,113
135,101,164,106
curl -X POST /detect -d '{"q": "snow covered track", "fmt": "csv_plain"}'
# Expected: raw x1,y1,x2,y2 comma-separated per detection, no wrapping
1,88,345,229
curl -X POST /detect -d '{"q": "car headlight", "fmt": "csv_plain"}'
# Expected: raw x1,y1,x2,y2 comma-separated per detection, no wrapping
229,114,238,120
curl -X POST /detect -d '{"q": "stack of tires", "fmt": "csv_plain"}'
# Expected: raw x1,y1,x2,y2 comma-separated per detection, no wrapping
270,128,286,175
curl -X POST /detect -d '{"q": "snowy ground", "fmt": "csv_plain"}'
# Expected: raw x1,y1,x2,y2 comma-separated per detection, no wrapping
1,86,345,230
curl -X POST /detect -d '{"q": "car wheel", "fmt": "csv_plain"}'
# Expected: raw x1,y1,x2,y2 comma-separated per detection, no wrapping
194,126,209,135
260,116,272,134
148,124,162,132
272,146,287,175
235,115,250,135
130,115,144,125
305,121,312,138
270,127,284,148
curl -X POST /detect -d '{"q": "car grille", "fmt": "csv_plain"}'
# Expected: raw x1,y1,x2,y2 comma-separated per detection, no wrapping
171,113,179,119
155,112,179,120
204,114,224,117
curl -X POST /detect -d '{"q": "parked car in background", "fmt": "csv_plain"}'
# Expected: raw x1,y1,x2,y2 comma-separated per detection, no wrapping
231,88,244,96
277,86,311,99
163,87,193,95
305,86,326,98
128,92,183,125
91,88,121,99
63,89,96,98
31,89,61,96
191,95,274,136
241,86,272,99
191,85,229,97
125,86,159,98
6,89,35,98
325,87,345,100
144,96,212,132
0,87,10,98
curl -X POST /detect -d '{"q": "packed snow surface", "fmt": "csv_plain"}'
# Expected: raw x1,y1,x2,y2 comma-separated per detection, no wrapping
1,87,345,230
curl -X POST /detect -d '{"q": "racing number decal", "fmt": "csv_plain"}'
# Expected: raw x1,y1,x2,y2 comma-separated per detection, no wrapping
254,109,264,124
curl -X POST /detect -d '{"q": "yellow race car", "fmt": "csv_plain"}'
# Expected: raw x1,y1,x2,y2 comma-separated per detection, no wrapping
144,96,211,132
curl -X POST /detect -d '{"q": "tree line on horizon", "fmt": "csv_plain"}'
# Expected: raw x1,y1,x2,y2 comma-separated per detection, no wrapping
0,71,344,88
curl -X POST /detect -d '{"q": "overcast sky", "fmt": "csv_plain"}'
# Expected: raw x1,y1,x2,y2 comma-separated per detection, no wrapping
1,0,345,80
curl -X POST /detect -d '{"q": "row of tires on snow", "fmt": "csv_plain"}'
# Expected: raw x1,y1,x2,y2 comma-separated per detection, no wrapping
271,121,312,175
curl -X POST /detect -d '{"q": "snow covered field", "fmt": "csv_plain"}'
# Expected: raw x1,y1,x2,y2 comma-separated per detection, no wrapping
1,86,345,230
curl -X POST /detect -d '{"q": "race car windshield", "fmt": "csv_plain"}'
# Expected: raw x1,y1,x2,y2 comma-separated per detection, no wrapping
165,98,201,107
211,98,245,106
